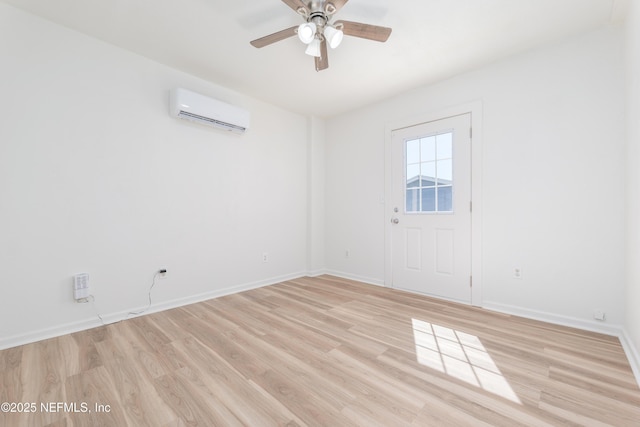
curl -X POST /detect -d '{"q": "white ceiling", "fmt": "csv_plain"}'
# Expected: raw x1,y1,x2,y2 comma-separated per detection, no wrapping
2,0,627,117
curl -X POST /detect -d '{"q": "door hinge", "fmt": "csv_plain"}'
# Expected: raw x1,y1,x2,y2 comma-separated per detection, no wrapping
470,127,473,138
470,201,472,213
470,276,473,287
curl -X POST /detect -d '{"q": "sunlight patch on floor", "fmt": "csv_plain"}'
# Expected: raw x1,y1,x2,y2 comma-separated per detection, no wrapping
411,318,521,404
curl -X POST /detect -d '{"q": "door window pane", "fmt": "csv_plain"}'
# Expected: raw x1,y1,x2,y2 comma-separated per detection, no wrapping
437,159,452,183
421,188,436,212
421,136,436,162
406,189,419,212
421,161,436,187
407,164,420,188
405,131,454,213
438,186,453,212
437,133,453,159
407,139,420,164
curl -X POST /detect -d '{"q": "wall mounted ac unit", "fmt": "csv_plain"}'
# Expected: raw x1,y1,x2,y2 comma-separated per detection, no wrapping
170,88,250,134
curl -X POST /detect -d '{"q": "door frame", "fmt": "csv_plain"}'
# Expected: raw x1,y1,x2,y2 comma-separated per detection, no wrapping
384,101,483,306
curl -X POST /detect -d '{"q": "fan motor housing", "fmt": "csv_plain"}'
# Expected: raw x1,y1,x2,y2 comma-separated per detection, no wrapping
308,11,328,28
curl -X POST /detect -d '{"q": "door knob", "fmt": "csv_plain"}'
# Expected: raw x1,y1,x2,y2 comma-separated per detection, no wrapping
391,218,399,224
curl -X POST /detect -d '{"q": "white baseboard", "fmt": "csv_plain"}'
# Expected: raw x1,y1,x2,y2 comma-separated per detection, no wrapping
306,268,328,278
0,271,306,351
0,317,105,352
322,269,385,287
619,329,640,388
484,300,640,388
482,301,624,336
122,271,307,321
5,274,638,390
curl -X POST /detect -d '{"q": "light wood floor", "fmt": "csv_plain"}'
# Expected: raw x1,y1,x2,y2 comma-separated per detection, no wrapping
1,275,639,426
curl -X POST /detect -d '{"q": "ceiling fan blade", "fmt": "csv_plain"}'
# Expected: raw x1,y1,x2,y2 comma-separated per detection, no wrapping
325,0,349,15
280,0,309,16
315,39,329,71
250,26,298,48
335,20,392,42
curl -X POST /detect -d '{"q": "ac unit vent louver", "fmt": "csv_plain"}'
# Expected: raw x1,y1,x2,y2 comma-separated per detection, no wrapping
170,88,250,134
177,111,247,133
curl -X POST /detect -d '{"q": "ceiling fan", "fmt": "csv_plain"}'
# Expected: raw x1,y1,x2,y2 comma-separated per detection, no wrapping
250,0,392,72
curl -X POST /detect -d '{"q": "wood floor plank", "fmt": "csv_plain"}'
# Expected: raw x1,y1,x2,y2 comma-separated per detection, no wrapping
100,353,177,426
171,337,300,427
539,379,640,426
152,370,243,427
252,368,359,427
548,365,640,405
1,275,638,426
64,366,129,427
69,330,102,372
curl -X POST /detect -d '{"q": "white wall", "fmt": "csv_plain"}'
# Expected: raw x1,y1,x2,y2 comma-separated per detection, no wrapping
625,1,640,376
0,4,309,348
1,1,634,360
307,117,326,276
325,26,627,329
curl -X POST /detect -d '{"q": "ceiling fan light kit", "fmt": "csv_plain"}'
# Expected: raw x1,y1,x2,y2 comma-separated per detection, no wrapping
250,0,392,71
305,38,322,57
323,25,344,49
298,22,317,44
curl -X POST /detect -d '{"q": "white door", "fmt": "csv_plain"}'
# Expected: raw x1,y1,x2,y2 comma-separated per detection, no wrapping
390,114,472,303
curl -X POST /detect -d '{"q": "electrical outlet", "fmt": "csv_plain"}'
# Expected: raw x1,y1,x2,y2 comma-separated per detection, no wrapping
513,267,522,279
158,268,168,279
262,252,269,263
594,309,606,321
